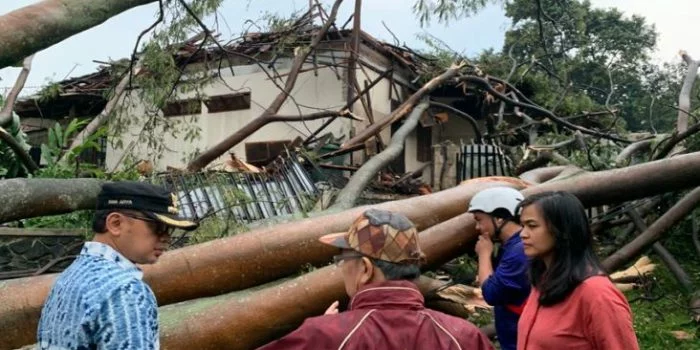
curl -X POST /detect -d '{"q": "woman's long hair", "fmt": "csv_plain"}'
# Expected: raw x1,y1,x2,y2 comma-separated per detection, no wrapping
517,191,604,305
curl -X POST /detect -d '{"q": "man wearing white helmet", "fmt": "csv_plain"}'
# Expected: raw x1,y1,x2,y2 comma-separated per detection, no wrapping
467,187,530,350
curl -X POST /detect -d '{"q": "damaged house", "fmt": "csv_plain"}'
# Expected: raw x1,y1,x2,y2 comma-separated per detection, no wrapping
15,24,505,191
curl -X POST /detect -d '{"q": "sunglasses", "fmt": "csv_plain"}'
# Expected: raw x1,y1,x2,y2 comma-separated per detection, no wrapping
332,252,365,267
121,213,174,236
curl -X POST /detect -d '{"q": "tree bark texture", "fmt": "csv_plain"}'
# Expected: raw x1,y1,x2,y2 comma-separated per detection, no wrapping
0,0,157,69
0,178,105,224
5,152,700,347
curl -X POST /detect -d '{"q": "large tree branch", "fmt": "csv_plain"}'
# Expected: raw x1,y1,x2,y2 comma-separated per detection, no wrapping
6,153,700,347
341,62,465,149
616,139,653,166
429,101,482,142
186,0,344,172
58,59,144,165
303,69,392,145
0,0,157,69
0,54,39,173
603,187,700,272
332,100,429,209
653,120,700,160
457,75,632,143
268,110,362,122
0,178,105,224
0,55,33,127
626,208,694,292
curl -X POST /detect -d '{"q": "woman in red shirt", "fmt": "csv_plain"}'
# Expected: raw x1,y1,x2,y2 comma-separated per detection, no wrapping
516,191,639,350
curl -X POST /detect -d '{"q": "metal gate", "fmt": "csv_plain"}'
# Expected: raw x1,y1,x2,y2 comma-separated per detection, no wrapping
456,143,513,182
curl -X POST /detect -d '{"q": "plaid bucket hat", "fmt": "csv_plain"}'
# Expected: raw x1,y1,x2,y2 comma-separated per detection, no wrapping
319,209,426,264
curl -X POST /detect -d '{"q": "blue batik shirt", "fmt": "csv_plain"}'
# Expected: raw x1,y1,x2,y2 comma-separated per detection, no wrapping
37,242,159,350
481,231,530,350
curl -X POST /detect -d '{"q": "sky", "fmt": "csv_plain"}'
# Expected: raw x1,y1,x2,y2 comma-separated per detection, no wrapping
0,0,698,97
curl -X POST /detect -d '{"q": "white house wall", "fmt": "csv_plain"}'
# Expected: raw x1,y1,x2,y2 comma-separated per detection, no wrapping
106,59,353,171
105,48,423,175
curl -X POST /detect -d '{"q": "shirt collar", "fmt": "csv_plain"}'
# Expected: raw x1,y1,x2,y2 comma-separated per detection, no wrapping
81,241,143,279
349,280,424,311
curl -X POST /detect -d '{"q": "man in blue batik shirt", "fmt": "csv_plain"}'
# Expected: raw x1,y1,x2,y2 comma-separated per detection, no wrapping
467,187,530,350
38,181,198,349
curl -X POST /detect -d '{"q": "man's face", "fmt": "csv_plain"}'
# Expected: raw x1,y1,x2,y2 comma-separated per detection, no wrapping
108,211,172,264
473,212,496,239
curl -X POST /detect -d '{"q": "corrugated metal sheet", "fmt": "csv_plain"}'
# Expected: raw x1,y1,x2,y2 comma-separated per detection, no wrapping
151,154,318,226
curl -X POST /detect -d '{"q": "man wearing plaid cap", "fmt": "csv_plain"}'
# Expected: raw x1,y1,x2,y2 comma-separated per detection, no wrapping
258,208,493,350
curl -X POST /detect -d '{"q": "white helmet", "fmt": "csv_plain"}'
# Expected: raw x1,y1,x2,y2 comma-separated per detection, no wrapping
467,187,524,218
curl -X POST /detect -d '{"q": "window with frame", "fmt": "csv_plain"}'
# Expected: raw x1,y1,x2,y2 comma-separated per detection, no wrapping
245,140,292,167
204,92,251,113
161,98,202,117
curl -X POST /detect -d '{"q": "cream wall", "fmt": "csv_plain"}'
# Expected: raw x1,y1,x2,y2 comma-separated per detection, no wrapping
106,48,422,173
107,58,353,171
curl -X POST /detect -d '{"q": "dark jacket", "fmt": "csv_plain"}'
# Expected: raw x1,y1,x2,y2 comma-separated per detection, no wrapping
257,280,494,350
481,231,531,350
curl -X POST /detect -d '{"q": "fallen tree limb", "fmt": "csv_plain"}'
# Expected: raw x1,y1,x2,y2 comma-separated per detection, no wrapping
186,0,344,171
0,0,157,70
159,178,667,349
5,153,700,347
0,178,105,224
457,75,631,144
603,187,700,272
0,55,33,127
341,62,465,148
157,270,481,349
653,120,700,160
626,209,694,292
0,54,39,174
428,101,482,143
331,100,429,209
518,166,567,184
615,139,654,166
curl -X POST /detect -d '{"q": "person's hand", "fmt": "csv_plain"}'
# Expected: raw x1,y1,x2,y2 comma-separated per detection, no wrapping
474,234,494,257
324,300,339,315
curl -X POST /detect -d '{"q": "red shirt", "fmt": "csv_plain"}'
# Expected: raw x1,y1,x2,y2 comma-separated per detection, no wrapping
257,280,494,350
517,276,639,350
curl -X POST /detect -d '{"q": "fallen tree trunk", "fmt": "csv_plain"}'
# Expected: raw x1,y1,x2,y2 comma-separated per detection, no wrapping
331,100,429,209
0,0,157,70
0,178,514,348
159,180,665,349
160,198,500,349
0,178,105,224
4,152,700,347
